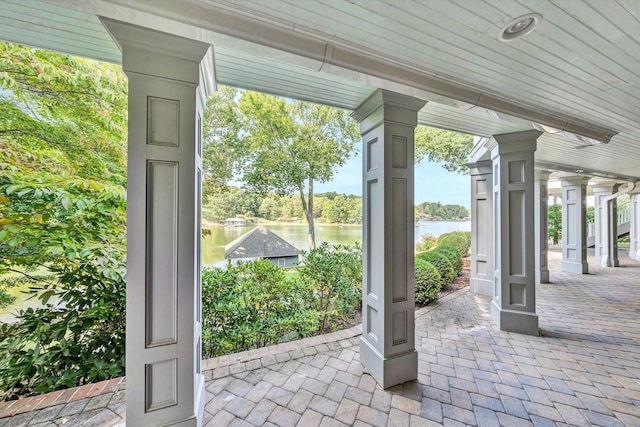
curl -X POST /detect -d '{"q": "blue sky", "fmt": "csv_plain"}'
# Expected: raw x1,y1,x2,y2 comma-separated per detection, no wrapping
316,149,471,208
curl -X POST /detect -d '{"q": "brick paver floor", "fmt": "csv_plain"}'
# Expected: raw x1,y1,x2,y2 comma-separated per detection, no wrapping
2,249,640,426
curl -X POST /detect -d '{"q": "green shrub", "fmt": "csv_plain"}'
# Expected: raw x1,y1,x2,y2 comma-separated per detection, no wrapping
414,258,441,305
416,251,455,287
416,233,437,252
200,242,363,358
437,231,471,258
297,242,363,333
434,245,463,275
201,259,312,358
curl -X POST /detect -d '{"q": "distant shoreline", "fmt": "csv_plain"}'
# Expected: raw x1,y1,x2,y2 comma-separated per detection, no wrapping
202,218,470,228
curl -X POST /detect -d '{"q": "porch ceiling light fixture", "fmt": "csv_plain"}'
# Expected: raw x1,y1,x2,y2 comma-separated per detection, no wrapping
499,13,542,41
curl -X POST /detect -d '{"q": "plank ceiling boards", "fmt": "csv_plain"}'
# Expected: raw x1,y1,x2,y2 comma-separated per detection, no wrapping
0,0,120,63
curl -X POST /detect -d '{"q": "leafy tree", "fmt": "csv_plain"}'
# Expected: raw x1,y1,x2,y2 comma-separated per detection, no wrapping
548,204,562,245
0,42,127,186
415,126,474,174
204,88,360,249
0,42,127,399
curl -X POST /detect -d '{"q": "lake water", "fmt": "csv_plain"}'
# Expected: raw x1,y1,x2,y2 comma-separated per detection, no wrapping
203,220,470,267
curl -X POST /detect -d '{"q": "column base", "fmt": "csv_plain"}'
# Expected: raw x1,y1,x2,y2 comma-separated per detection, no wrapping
360,337,417,389
470,277,493,296
561,261,588,274
491,300,539,336
535,270,550,284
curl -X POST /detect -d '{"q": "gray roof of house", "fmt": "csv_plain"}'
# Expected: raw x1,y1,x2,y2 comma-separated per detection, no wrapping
224,226,301,260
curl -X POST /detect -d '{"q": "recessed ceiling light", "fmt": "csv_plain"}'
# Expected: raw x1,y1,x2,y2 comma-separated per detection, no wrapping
499,13,542,42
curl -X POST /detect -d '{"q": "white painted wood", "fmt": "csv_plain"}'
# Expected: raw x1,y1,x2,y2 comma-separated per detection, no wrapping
352,89,426,389
469,161,493,296
559,177,590,274
535,170,551,283
490,130,541,336
630,194,640,261
593,183,620,268
101,18,213,427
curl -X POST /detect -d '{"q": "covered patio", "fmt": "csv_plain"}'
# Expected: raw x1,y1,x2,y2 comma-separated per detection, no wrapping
1,1,640,425
2,248,640,426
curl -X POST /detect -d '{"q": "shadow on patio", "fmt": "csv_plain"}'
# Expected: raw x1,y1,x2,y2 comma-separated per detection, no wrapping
2,249,640,426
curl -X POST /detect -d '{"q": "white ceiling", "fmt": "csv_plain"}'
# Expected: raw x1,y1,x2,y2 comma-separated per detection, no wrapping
2,0,640,181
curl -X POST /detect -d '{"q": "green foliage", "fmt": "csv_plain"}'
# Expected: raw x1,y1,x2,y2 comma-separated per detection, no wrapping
201,243,362,357
321,194,362,224
416,251,455,288
437,231,471,258
0,42,127,186
297,242,362,333
433,246,463,276
201,259,312,357
0,42,127,400
414,258,441,305
548,204,562,245
416,234,437,252
414,126,473,174
0,177,126,400
416,201,469,220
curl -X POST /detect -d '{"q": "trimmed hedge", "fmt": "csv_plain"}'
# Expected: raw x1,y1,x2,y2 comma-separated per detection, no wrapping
414,258,441,305
437,231,471,258
416,250,455,287
433,245,463,276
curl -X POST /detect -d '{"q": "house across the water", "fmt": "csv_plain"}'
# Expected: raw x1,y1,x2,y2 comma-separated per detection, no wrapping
224,217,247,227
224,226,301,268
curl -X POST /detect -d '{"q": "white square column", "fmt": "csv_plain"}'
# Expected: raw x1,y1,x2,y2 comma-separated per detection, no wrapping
630,193,640,260
101,19,214,426
534,170,551,283
560,177,590,274
593,183,620,267
352,89,426,388
490,130,541,336
469,161,493,296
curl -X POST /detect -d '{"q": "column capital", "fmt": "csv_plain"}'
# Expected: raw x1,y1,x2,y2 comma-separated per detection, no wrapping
352,89,426,134
490,130,541,158
592,182,621,194
534,169,552,181
468,160,492,176
101,17,215,92
560,176,591,187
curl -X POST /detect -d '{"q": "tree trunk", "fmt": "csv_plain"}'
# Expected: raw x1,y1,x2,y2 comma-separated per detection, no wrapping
297,178,316,250
308,177,315,249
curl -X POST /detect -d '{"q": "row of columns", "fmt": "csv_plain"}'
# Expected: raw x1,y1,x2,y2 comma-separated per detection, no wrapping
103,16,640,425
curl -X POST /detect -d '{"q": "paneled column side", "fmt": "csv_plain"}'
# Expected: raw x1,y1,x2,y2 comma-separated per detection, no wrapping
352,89,426,388
534,170,551,283
630,193,640,260
101,18,215,427
490,130,541,336
593,183,620,267
560,177,590,274
469,161,493,296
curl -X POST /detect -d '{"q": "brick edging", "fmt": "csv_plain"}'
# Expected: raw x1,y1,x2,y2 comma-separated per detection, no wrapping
202,324,363,372
0,377,125,419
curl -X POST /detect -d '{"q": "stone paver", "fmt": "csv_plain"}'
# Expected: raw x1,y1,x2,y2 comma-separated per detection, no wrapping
3,250,640,426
